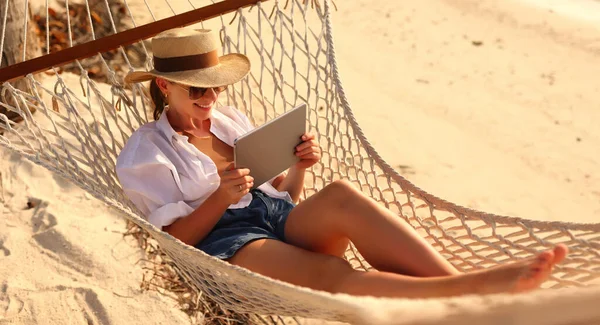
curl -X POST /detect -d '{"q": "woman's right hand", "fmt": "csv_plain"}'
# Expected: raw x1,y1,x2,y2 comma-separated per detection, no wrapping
215,163,254,205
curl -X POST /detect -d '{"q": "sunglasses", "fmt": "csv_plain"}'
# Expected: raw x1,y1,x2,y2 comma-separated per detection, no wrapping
172,83,228,100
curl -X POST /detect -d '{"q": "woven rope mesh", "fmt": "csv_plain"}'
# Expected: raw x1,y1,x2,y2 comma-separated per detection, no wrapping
1,0,600,323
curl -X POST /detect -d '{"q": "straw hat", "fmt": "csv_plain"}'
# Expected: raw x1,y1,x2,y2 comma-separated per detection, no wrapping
125,28,250,87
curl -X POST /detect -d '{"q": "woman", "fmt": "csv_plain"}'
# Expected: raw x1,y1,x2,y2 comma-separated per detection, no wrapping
117,28,567,299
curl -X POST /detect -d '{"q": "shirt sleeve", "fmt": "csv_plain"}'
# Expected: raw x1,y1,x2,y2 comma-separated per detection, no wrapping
117,160,194,229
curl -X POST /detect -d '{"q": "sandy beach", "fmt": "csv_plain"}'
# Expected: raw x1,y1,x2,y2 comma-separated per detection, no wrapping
1,0,599,324
333,0,600,222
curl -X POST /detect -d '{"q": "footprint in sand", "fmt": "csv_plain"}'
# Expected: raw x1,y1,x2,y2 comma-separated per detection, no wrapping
0,284,111,324
73,287,111,325
29,198,57,233
0,282,24,320
0,238,9,256
32,228,96,277
27,198,99,277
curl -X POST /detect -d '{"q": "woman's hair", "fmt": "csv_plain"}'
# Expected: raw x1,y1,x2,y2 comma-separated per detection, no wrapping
149,77,167,121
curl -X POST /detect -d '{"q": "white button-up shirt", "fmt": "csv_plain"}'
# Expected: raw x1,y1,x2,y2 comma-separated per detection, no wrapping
116,106,292,229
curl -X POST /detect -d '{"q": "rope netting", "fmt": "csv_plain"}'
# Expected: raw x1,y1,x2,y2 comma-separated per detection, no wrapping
1,0,599,324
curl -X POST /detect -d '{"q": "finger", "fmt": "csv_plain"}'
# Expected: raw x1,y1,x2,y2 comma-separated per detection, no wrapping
228,175,254,186
232,181,253,193
222,168,251,179
296,139,318,152
228,186,250,198
297,150,321,160
295,146,320,157
247,179,254,188
301,133,315,141
240,175,254,185
298,154,320,162
232,168,251,178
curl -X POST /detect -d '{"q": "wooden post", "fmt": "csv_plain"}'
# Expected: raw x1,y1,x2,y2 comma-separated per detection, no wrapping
0,0,41,121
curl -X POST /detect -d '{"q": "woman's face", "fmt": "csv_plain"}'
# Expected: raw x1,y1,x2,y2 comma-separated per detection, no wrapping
156,77,221,123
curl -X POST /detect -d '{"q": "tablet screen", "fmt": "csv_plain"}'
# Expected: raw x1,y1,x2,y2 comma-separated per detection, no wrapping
234,103,307,188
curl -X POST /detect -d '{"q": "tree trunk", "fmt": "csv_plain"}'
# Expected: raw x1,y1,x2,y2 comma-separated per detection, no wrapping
0,0,41,122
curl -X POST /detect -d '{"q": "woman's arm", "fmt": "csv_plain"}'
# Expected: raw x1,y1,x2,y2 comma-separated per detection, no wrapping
271,172,286,189
276,166,306,203
275,132,321,203
162,190,230,245
164,165,253,245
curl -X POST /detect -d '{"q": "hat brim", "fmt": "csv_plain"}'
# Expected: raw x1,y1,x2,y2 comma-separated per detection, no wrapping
124,53,250,88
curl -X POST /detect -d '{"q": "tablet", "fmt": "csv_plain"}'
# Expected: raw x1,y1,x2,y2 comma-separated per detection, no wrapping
234,103,307,188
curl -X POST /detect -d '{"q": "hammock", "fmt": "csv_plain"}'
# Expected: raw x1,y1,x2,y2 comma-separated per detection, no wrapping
1,0,599,324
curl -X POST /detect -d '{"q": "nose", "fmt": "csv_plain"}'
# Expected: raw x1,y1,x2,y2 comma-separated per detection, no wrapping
203,88,219,101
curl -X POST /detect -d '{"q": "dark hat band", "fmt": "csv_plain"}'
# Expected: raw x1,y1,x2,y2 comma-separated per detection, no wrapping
153,50,219,73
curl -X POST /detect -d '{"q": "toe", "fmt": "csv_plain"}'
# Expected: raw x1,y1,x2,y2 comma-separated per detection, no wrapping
534,250,554,267
552,244,568,264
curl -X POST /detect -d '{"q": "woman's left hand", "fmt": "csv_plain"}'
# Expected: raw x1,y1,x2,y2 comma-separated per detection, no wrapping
294,132,321,170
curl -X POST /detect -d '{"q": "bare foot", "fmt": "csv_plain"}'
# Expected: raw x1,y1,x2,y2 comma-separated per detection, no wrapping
475,244,568,294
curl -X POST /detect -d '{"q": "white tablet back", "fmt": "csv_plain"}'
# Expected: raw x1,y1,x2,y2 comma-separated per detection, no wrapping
234,103,307,188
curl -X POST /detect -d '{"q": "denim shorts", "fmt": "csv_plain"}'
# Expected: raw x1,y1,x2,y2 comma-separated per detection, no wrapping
194,189,295,260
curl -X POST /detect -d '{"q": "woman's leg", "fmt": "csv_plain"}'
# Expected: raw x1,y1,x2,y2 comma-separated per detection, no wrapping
284,180,459,276
228,238,567,298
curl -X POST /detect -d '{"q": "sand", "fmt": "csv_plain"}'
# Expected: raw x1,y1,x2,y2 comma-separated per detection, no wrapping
333,0,600,222
1,0,599,324
0,149,190,324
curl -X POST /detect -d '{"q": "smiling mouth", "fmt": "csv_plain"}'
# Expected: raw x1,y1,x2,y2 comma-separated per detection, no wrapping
194,103,212,109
